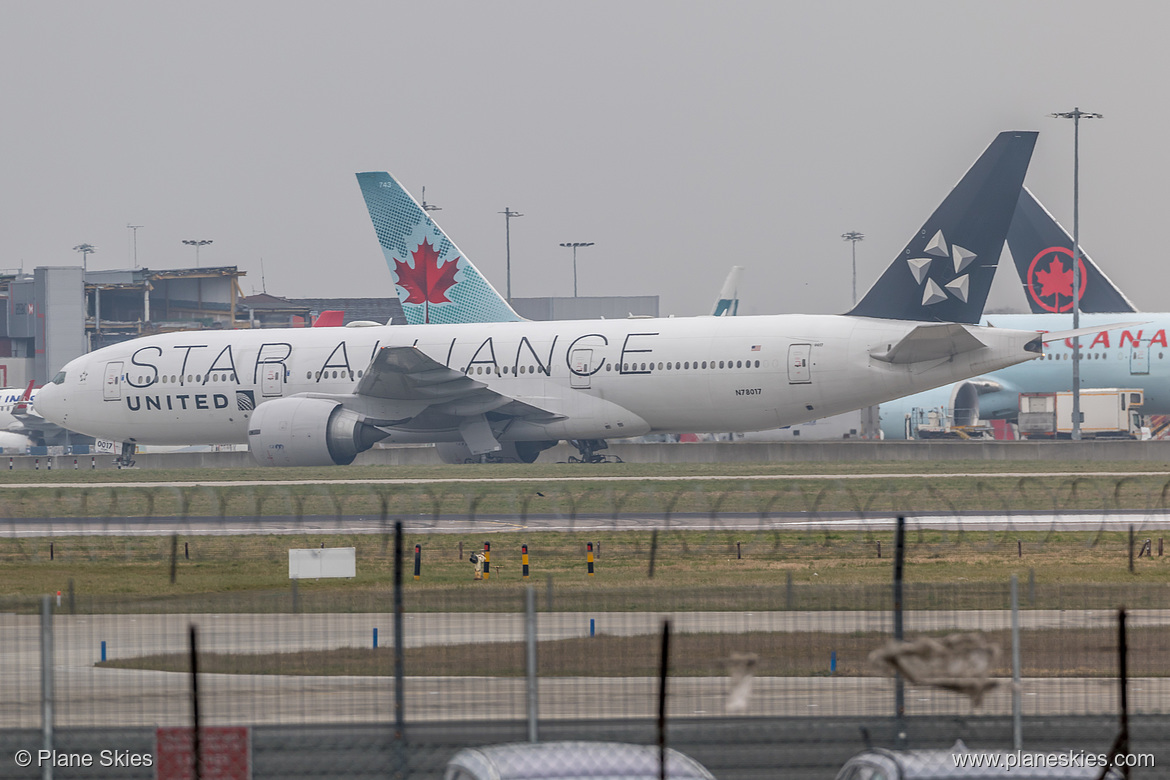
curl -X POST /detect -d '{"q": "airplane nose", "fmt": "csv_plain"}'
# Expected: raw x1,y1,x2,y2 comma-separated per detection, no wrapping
35,379,64,424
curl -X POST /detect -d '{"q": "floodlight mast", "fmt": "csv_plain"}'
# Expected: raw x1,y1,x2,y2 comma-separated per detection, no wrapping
182,239,213,268
841,231,865,306
1050,107,1102,442
559,242,595,297
72,244,96,272
500,208,524,301
127,225,143,268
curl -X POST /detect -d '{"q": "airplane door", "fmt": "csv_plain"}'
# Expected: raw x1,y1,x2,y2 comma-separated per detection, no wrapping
261,364,284,397
787,344,812,384
570,349,592,389
103,361,123,401
1130,343,1150,375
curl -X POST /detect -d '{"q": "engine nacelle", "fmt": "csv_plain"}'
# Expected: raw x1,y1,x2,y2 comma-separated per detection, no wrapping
247,396,387,467
435,439,557,464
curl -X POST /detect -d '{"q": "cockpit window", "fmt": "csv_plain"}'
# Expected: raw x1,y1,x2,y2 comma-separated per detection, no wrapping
52,372,66,385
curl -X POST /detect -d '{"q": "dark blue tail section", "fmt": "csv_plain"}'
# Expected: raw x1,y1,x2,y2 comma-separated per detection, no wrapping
1007,186,1137,314
849,131,1037,324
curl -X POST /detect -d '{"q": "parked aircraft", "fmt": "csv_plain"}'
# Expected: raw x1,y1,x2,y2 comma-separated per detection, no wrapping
711,266,743,317
0,383,76,448
878,186,1151,438
37,131,1077,465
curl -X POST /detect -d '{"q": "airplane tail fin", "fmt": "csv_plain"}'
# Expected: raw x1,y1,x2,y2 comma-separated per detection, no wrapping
356,172,523,325
849,131,1037,324
1007,186,1137,314
311,310,345,327
711,266,743,316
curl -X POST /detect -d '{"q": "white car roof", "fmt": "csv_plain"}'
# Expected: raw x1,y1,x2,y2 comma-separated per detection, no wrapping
445,741,716,780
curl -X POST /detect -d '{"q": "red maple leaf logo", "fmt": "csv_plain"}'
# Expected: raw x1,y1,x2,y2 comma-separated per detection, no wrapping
1034,257,1074,299
1026,247,1087,313
393,239,459,319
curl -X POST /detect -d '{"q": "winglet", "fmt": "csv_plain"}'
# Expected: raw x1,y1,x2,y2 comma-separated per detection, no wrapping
356,172,523,325
849,131,1038,324
1007,186,1138,314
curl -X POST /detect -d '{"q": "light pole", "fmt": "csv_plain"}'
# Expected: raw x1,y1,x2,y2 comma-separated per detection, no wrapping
559,242,594,297
499,208,523,300
420,187,441,213
1050,107,1102,441
72,243,96,272
182,239,213,268
127,224,143,268
841,231,865,306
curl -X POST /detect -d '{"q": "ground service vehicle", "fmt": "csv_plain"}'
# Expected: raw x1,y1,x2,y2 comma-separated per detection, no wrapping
1018,388,1144,439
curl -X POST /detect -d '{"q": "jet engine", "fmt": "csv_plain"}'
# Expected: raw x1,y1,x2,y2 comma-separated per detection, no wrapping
435,439,558,464
247,396,388,467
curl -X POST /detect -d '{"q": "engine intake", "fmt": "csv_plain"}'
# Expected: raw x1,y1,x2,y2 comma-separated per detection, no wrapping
247,397,387,467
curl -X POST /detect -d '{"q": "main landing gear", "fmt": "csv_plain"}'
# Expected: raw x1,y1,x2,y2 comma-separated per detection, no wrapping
566,439,623,464
117,441,137,469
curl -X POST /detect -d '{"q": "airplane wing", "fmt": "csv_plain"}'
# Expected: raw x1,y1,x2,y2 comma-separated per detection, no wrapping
355,346,565,421
327,346,570,455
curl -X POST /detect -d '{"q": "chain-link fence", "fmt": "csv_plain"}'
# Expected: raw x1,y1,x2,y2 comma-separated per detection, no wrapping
0,478,1168,778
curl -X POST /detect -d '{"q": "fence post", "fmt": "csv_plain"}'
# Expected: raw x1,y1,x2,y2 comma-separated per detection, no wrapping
657,620,672,780
893,516,906,748
1011,574,1022,750
786,571,793,610
483,542,491,580
41,595,54,780
189,624,202,780
394,521,406,778
1129,525,1135,573
526,586,538,743
648,530,658,579
546,575,554,612
414,544,421,581
522,544,530,580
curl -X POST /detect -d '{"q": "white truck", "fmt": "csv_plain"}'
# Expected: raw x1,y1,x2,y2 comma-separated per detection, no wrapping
1018,388,1146,439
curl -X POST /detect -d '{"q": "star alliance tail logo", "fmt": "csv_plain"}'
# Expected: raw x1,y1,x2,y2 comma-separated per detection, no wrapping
905,229,976,306
1026,247,1086,313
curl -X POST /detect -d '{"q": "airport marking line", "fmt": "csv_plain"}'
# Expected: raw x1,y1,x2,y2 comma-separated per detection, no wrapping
1,471,1169,489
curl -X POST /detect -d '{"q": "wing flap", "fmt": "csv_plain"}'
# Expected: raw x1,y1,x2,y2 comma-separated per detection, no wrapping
870,323,988,364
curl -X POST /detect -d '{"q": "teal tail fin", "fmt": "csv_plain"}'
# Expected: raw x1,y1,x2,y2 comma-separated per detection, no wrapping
710,265,743,316
356,172,522,324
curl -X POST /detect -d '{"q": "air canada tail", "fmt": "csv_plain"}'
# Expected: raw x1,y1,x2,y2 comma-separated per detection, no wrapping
356,172,523,325
849,131,1037,324
1007,186,1137,314
711,265,743,316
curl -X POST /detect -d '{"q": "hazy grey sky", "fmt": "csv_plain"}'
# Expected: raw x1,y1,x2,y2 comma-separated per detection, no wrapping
2,1,1166,316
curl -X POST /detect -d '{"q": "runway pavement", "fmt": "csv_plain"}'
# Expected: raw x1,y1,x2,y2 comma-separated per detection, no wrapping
5,511,1170,536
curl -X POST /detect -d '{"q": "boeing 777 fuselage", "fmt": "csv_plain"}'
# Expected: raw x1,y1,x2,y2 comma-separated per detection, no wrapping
36,313,1048,464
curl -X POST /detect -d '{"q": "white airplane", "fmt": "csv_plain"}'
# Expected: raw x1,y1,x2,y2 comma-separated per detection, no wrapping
36,131,1082,466
0,383,67,449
